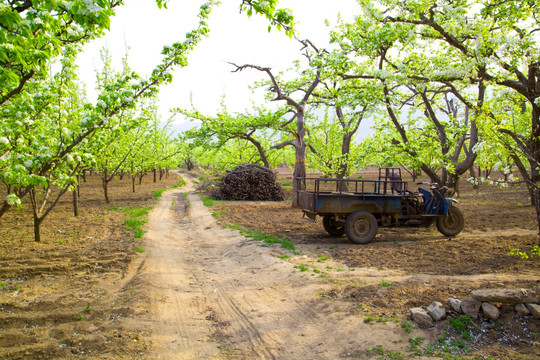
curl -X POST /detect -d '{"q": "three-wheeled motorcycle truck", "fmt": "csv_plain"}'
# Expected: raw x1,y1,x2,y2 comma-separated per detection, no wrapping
296,167,464,244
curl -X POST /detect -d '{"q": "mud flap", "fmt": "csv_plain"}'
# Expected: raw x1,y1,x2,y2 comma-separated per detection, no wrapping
302,211,316,222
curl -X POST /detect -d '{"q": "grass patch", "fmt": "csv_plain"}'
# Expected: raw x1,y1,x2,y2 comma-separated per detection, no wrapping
278,254,290,260
401,320,412,333
317,255,330,262
364,316,399,324
379,280,394,287
202,197,215,206
293,264,309,272
211,209,224,218
133,245,145,253
125,218,146,231
116,206,153,240
226,224,295,251
171,175,186,188
366,345,405,359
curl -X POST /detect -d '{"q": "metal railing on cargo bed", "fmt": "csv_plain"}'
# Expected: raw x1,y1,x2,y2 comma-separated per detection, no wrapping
296,177,408,196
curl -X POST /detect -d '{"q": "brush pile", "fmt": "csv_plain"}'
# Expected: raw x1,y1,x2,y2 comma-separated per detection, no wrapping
212,163,284,201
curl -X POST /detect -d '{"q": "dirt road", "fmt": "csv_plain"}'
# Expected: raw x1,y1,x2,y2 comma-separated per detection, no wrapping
127,175,436,359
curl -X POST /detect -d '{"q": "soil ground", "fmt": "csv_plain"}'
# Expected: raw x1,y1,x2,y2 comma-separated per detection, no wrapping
0,168,539,359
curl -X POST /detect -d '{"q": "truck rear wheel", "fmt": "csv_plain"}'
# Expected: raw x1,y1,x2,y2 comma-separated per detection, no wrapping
345,210,378,244
322,215,345,237
436,206,464,236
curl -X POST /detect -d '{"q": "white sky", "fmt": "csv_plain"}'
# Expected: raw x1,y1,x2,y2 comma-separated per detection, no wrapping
77,0,366,133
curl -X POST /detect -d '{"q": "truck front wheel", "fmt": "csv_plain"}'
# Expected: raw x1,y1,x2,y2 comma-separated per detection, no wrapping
345,210,378,244
436,206,465,237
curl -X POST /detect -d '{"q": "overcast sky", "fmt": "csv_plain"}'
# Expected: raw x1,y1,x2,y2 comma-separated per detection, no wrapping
77,0,366,132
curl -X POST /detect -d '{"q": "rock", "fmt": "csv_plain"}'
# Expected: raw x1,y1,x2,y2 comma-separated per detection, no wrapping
427,301,446,321
410,307,434,327
447,298,462,313
525,303,540,319
461,297,482,319
481,302,500,320
515,303,531,316
471,288,538,305
488,329,499,340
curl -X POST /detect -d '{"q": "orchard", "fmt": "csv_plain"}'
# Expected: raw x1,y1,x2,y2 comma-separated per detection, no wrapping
0,1,539,359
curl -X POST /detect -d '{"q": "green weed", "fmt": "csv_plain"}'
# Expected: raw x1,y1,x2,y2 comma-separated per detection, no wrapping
124,207,153,218
294,264,309,272
447,315,472,333
152,189,166,198
211,210,224,218
379,280,393,287
366,345,405,359
125,218,146,231
84,305,92,312
364,316,397,324
172,176,186,188
278,254,290,260
401,320,412,333
202,197,215,206
133,245,145,253
408,337,424,353
317,255,330,262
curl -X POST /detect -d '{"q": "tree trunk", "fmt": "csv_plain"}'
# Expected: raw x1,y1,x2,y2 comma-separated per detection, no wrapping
292,114,307,208
249,137,270,168
412,169,420,182
72,185,79,217
139,172,145,185
153,169,157,183
186,159,194,171
33,214,42,243
132,175,136,193
102,178,110,203
337,133,352,179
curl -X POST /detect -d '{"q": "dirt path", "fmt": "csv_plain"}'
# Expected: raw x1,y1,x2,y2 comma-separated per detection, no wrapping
120,175,439,359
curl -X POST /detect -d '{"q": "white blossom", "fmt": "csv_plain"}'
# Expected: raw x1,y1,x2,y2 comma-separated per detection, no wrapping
6,194,21,206
0,137,9,145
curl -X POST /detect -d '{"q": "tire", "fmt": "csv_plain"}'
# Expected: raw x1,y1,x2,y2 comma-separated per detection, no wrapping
322,215,345,237
436,206,465,237
345,210,378,244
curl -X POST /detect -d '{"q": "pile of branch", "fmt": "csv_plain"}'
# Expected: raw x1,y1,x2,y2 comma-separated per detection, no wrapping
212,164,284,201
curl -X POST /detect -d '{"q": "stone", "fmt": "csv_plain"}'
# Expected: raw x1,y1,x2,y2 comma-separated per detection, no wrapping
470,288,538,305
481,302,500,320
525,303,540,319
515,303,530,316
410,307,434,327
447,298,462,313
488,329,499,340
427,301,447,321
461,297,482,319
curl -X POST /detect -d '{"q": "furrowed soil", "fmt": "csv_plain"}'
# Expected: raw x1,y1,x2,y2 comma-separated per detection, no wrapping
0,168,539,359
